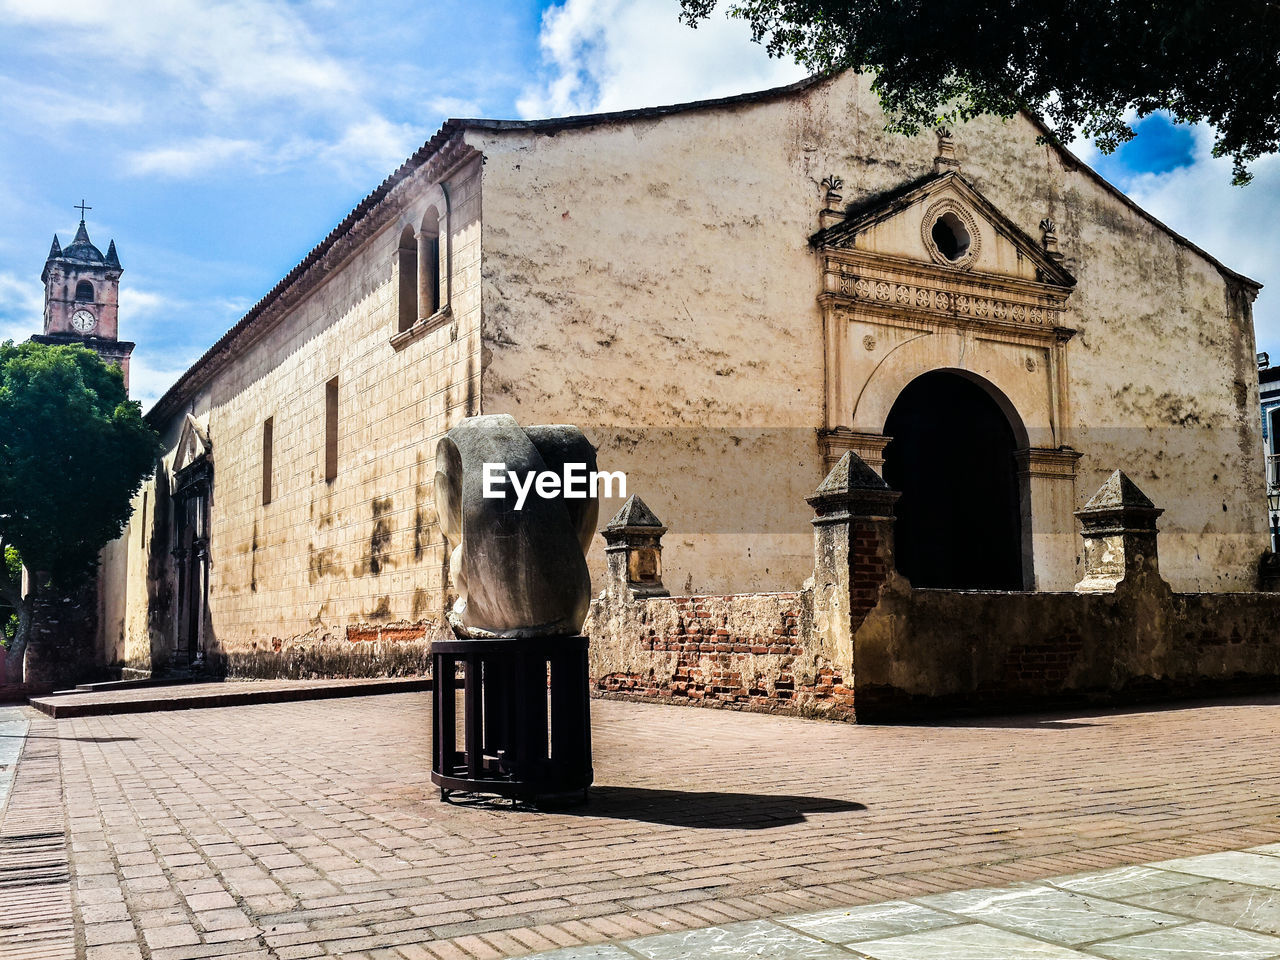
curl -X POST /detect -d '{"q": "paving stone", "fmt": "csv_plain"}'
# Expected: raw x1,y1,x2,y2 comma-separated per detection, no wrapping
1044,865,1204,899
1155,851,1280,888
780,900,961,943
510,947,632,960
1118,877,1280,935
912,883,1183,944
1086,920,1280,959
852,922,1096,958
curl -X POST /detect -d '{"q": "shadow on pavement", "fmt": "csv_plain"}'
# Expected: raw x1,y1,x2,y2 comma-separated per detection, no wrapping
0,742,136,747
936,717,1103,729
560,786,867,829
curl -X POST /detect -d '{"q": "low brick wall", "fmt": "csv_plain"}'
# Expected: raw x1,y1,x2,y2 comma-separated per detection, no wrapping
586,591,857,719
214,619,443,680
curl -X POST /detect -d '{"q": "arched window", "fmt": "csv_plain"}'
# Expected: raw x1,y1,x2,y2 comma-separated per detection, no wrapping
75,280,95,302
397,225,417,333
419,206,441,318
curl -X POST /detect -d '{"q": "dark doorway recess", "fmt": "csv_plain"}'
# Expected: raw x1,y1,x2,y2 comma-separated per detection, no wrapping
883,370,1025,590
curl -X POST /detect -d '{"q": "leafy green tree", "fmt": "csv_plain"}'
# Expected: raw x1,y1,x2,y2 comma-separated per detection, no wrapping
679,0,1280,184
0,342,161,680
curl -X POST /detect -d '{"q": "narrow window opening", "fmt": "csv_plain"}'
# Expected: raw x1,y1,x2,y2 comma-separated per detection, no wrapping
262,417,273,506
397,225,417,333
75,280,94,302
931,212,971,261
325,377,339,483
419,206,441,318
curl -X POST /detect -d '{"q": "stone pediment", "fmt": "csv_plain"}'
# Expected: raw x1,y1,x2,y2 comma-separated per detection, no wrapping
173,414,211,475
813,172,1076,341
812,172,1075,288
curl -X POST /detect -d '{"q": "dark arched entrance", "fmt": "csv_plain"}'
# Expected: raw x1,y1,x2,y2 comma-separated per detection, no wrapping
882,370,1025,590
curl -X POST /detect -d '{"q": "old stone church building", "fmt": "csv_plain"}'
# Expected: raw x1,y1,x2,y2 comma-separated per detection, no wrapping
92,70,1266,681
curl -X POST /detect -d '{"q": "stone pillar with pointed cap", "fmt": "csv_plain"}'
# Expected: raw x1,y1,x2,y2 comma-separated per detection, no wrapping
807,451,901,663
601,495,669,599
1074,470,1164,593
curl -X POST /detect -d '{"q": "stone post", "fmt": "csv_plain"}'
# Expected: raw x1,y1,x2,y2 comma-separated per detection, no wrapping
601,495,669,600
1074,470,1163,593
807,452,901,665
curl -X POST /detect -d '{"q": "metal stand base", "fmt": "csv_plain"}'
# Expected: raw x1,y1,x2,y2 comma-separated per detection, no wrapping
431,634,593,804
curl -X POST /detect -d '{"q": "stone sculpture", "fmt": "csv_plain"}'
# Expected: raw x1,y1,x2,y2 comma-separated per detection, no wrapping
434,413,598,638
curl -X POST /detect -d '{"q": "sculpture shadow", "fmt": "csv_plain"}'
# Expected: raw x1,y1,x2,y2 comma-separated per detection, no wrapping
934,717,1102,730
556,786,866,829
0,742,137,747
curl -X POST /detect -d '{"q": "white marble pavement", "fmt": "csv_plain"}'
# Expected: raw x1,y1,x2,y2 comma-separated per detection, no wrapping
514,846,1280,960
0,704,30,817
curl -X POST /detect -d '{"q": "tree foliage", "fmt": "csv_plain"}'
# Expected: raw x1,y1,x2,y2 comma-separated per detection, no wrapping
680,0,1280,184
0,342,161,672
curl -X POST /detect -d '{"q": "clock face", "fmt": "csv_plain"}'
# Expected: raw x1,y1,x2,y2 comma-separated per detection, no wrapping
70,309,96,334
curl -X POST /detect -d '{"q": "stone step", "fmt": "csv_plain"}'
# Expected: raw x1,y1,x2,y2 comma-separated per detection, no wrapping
29,676,433,718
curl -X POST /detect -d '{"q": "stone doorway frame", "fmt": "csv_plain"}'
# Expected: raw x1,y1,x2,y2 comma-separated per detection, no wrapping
812,178,1081,590
170,415,213,670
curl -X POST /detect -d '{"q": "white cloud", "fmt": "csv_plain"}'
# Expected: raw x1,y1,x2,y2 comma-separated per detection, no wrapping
116,287,170,320
0,78,144,128
128,350,200,412
0,0,355,109
1119,123,1280,353
0,271,43,343
319,117,425,178
517,0,806,118
127,136,262,179
0,0,414,181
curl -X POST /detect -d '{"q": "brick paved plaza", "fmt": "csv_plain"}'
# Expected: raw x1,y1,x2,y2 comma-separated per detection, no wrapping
7,691,1280,959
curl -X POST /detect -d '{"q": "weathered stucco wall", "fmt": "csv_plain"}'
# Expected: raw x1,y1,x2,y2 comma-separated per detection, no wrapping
473,70,1267,594
102,158,483,677
98,485,157,673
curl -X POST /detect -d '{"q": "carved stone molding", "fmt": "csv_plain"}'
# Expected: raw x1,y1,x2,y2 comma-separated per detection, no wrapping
818,427,891,475
822,252,1073,343
1015,446,1081,480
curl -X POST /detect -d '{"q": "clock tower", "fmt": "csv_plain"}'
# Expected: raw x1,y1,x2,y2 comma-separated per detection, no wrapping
33,202,135,392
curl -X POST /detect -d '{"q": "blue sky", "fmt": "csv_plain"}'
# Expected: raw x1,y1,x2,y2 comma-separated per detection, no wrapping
1,0,1276,409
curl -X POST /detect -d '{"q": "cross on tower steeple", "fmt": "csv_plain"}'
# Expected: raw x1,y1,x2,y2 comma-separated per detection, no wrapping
75,199,91,222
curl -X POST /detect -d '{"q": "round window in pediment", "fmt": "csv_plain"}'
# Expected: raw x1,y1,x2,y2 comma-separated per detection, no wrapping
921,199,981,268
931,212,971,261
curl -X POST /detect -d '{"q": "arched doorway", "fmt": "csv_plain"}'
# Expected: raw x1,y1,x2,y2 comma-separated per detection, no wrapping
882,370,1026,590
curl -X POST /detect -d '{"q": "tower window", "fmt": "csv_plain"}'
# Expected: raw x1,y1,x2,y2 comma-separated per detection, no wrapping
397,225,417,333
75,280,94,302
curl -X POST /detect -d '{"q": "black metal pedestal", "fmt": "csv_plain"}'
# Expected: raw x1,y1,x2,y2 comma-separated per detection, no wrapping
431,634,593,803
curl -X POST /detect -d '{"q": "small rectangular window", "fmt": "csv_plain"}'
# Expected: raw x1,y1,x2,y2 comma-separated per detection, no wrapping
325,377,338,482
262,417,273,506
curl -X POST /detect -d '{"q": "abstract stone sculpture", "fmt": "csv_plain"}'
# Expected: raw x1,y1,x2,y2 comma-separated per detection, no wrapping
434,413,598,638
